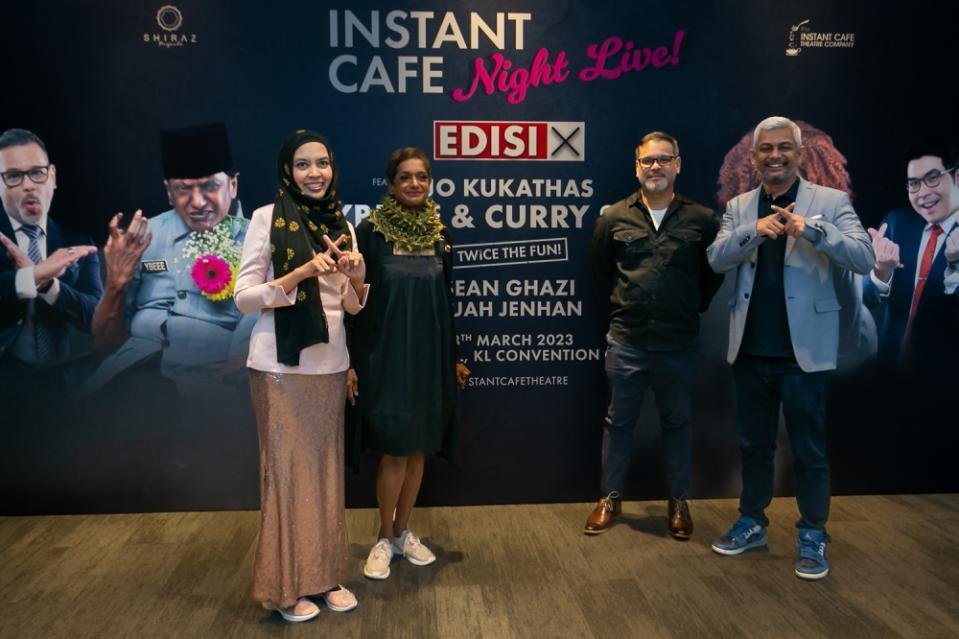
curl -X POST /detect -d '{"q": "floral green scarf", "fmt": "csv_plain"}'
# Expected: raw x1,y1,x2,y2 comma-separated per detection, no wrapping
367,194,444,252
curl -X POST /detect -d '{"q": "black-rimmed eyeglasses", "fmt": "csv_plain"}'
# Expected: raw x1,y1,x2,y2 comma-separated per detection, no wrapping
636,155,677,168
1,165,51,188
906,166,955,193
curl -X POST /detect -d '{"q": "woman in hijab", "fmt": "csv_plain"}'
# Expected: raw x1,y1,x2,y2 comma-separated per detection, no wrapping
347,147,469,581
234,130,367,622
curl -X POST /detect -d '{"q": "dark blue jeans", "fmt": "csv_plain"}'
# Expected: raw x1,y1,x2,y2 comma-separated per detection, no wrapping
732,355,831,530
602,336,696,500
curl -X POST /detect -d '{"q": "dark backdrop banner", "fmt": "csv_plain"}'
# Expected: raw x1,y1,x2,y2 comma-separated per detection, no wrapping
1,0,956,514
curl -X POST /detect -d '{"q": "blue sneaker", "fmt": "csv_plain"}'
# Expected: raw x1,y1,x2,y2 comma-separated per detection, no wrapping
711,516,768,555
795,528,829,580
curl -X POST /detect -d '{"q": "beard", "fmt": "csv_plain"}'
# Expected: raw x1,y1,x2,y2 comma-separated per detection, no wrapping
642,176,672,193
759,165,797,185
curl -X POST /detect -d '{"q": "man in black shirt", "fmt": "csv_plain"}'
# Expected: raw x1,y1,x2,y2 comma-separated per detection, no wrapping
587,131,722,538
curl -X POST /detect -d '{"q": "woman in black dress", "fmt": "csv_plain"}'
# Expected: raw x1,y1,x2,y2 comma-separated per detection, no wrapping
348,147,469,580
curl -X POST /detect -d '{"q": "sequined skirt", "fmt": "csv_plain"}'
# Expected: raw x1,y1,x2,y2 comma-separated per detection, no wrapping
249,369,348,608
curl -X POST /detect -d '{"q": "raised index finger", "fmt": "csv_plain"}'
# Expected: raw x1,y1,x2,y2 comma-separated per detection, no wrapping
108,212,124,238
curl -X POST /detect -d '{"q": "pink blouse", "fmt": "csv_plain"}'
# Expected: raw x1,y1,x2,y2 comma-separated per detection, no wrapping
234,204,368,374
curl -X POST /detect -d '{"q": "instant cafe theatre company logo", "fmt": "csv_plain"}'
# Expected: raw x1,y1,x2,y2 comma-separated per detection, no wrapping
785,19,855,56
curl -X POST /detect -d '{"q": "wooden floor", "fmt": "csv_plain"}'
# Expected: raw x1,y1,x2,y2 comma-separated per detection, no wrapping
1,495,957,638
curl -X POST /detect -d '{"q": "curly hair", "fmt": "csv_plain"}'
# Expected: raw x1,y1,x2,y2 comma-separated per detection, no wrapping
715,121,852,210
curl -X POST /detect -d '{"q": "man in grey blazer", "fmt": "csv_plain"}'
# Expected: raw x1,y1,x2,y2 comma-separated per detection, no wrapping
706,116,874,580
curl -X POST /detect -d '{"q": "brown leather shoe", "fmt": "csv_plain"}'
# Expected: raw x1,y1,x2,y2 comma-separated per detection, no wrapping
584,493,621,535
668,498,693,540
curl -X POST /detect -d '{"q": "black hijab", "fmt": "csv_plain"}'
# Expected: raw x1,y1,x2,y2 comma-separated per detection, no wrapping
270,130,352,366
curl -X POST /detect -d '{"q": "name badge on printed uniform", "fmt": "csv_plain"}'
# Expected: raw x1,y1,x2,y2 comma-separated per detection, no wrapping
141,260,168,273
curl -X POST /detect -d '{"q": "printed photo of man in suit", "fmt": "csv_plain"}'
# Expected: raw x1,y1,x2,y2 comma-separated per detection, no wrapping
0,128,103,413
864,140,959,379
1,128,104,513
706,116,874,580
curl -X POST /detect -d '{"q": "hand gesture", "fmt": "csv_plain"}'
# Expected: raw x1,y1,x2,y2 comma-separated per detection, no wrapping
323,234,366,282
33,245,98,288
756,203,790,240
300,234,346,277
455,360,471,389
104,210,153,288
867,223,901,283
0,232,33,268
945,229,959,265
346,368,359,406
775,203,806,238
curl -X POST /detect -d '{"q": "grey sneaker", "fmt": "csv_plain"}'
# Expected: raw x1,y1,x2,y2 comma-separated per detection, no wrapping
392,529,436,566
363,538,393,580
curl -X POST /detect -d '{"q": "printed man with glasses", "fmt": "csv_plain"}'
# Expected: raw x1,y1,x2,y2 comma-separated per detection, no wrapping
587,131,723,539
864,140,959,378
0,128,102,390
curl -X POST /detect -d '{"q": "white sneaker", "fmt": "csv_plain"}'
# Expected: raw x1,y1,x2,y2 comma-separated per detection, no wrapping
363,538,393,579
392,529,436,566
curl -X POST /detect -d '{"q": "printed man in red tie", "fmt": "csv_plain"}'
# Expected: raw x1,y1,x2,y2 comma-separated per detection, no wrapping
864,141,959,378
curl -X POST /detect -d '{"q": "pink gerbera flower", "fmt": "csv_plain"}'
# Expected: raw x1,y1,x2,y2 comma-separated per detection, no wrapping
191,254,235,301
